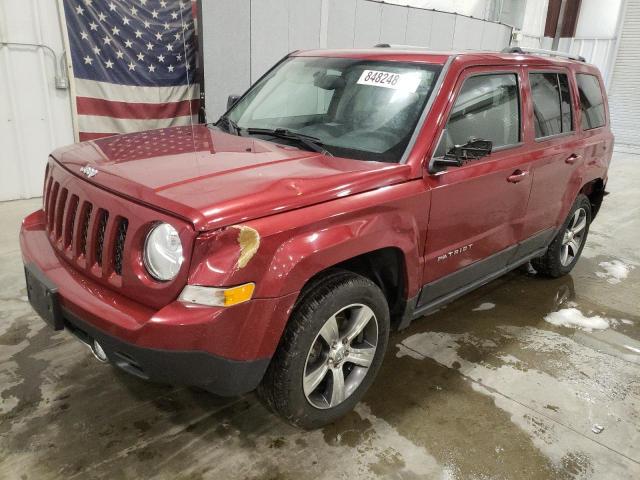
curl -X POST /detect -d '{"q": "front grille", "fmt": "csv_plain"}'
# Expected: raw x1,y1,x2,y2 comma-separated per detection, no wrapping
95,210,109,267
44,176,128,278
113,218,128,276
41,161,193,308
79,202,93,256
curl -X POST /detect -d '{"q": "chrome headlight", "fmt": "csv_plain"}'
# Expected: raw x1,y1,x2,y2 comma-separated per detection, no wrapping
143,223,183,281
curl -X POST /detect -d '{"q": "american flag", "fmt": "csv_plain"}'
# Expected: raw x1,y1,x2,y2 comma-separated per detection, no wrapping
62,0,199,141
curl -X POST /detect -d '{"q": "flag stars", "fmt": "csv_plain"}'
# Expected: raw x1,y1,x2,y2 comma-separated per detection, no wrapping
80,31,89,40
166,43,173,51
124,39,133,48
98,12,107,22
157,54,165,63
163,22,170,30
89,21,98,31
111,26,120,36
92,46,101,55
174,32,181,41
143,20,151,29
123,17,131,25
176,53,182,61
146,41,154,50
140,0,148,5
116,50,124,59
135,30,143,39
130,6,138,16
168,64,174,72
103,36,112,45
160,1,167,7
83,55,93,65
137,52,145,61
105,59,114,69
148,64,156,73
171,11,178,20
75,6,84,15
155,32,162,41
128,61,136,71
151,9,159,19
83,0,93,6
108,2,116,11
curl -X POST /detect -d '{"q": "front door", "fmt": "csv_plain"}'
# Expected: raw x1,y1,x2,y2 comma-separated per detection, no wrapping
419,67,532,307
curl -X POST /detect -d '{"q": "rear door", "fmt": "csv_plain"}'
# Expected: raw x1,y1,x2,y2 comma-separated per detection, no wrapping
420,67,532,306
519,69,584,248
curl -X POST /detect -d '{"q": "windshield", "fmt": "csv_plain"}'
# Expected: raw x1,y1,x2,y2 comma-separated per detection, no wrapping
223,57,442,163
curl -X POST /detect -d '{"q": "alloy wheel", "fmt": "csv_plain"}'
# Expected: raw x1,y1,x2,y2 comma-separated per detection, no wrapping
303,303,379,410
560,207,587,267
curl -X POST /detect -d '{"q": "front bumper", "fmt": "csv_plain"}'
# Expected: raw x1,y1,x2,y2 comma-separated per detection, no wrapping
63,307,268,396
20,209,298,396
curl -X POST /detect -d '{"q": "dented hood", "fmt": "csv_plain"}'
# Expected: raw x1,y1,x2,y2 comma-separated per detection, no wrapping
51,125,413,231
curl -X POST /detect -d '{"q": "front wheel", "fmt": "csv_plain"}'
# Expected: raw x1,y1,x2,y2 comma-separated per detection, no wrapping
257,270,389,429
532,194,592,278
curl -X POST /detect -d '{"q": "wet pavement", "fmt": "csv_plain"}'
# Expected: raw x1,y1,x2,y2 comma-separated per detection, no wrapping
1,150,639,479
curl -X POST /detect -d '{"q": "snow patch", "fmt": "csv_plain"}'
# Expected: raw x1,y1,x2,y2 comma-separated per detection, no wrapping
596,260,633,284
544,308,611,331
472,302,495,312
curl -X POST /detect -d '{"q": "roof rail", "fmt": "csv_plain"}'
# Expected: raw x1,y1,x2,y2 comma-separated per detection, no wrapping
502,46,586,62
374,43,432,50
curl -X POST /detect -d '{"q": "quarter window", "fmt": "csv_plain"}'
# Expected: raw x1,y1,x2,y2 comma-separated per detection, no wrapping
530,72,574,138
434,73,520,157
576,74,606,130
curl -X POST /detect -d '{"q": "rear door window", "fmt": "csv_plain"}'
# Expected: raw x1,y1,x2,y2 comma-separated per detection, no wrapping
576,74,606,130
530,72,574,138
434,73,520,157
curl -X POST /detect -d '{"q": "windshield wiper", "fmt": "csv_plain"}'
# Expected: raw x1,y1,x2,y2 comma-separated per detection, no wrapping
245,128,331,155
216,116,241,136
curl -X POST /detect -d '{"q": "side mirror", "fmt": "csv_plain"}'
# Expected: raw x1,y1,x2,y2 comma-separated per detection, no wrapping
429,138,493,174
227,94,241,110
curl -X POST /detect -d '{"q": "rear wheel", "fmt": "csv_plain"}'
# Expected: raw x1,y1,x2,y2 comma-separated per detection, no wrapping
532,194,591,278
257,270,389,429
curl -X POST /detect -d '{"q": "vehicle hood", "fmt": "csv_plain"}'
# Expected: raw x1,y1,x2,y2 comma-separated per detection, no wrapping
51,125,414,231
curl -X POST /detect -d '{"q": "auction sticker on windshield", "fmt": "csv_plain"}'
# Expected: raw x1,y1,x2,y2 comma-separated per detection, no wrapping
357,70,421,92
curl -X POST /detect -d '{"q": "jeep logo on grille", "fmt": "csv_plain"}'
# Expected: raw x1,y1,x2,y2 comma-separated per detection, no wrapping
80,165,98,178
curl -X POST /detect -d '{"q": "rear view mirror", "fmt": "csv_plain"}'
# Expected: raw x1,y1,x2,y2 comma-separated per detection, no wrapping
430,138,493,173
227,94,241,110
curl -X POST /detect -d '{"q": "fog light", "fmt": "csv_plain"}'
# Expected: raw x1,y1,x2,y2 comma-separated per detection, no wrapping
92,340,108,362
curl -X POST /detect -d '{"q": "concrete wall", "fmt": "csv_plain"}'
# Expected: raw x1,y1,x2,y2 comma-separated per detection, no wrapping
201,0,513,120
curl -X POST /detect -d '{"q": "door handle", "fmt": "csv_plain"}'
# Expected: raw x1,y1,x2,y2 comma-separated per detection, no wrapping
565,154,581,165
507,170,529,183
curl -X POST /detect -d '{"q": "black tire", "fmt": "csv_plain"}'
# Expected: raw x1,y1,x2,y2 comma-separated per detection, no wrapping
257,270,390,429
532,194,592,278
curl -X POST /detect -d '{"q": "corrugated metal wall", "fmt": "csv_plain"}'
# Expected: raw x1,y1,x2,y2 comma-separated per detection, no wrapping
201,0,513,120
0,0,75,201
608,0,640,146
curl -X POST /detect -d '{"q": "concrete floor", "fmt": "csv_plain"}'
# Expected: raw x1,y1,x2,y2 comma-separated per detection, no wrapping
1,151,639,480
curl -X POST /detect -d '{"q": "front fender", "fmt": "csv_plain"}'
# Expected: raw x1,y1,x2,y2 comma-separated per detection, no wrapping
187,180,429,301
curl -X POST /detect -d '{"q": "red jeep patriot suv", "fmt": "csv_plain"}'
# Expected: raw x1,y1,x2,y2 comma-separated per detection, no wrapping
21,47,612,428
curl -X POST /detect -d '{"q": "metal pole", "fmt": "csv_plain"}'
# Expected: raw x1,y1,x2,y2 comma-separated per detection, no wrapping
552,0,568,51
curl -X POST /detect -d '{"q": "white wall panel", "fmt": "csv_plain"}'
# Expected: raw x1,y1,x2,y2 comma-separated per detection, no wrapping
201,0,251,118
289,0,323,51
353,0,382,48
429,11,456,50
0,0,74,201
326,0,356,48
251,0,290,80
405,9,434,47
379,4,408,44
201,0,513,120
